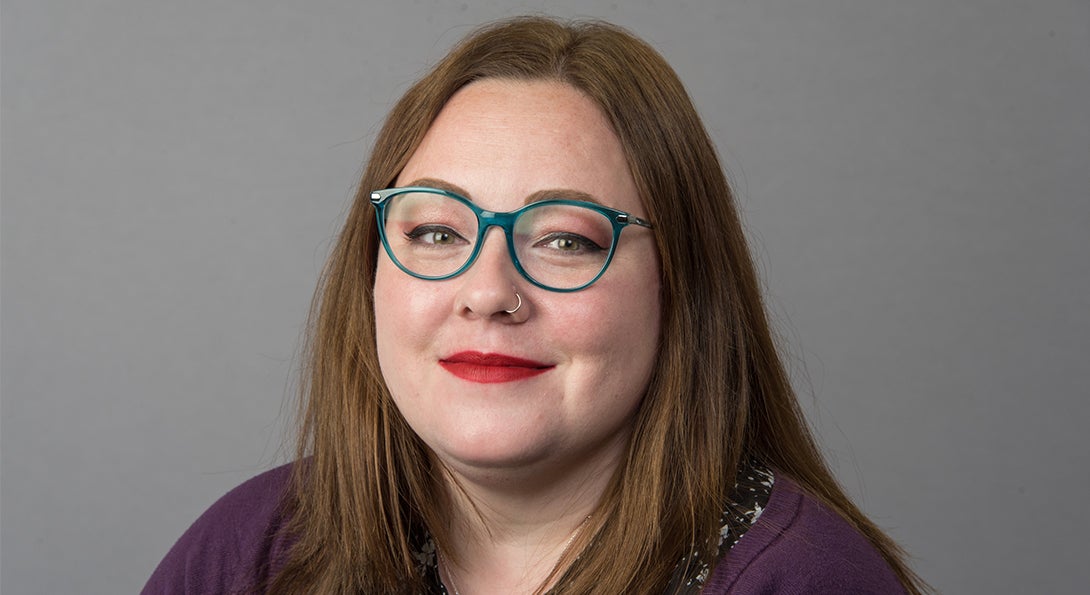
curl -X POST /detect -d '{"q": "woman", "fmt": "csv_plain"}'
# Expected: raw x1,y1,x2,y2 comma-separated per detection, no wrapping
145,16,927,594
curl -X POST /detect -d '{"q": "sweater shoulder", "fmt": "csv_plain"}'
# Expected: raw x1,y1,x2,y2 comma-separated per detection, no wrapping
703,474,906,594
141,463,296,595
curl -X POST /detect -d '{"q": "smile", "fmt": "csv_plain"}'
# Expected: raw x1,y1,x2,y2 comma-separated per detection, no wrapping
439,351,554,384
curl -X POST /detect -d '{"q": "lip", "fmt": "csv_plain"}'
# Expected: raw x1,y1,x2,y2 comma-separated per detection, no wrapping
439,351,554,384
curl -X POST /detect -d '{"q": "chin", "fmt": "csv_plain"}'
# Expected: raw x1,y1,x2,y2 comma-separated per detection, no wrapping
425,429,565,478
438,437,553,471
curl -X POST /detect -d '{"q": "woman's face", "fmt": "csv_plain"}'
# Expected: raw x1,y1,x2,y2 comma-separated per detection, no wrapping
374,79,661,483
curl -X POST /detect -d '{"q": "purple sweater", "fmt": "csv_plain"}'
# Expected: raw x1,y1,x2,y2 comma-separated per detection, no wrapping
143,464,905,594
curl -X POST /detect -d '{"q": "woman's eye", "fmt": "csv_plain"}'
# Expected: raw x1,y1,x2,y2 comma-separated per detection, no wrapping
405,225,465,246
538,233,603,253
553,237,581,251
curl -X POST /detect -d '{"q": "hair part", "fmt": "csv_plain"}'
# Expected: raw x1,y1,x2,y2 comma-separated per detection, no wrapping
270,16,927,594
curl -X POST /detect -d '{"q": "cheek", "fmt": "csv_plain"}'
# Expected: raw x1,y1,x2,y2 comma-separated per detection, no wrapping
373,263,401,390
373,260,402,346
377,260,403,322
560,276,662,391
373,259,436,369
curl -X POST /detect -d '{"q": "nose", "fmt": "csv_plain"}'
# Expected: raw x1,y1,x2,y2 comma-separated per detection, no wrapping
454,228,527,320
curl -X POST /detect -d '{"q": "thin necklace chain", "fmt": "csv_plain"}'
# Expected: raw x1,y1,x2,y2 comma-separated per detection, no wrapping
438,515,592,595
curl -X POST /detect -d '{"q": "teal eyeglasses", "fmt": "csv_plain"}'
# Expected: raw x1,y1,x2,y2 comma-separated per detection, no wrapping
370,187,654,292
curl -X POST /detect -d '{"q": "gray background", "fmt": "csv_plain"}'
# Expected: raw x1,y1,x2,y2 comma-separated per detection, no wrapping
2,0,1087,593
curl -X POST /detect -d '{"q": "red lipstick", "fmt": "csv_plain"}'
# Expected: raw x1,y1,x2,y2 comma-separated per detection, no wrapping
439,351,553,384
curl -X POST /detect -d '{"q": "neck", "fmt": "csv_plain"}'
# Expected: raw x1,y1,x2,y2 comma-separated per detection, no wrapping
439,514,591,595
434,435,623,594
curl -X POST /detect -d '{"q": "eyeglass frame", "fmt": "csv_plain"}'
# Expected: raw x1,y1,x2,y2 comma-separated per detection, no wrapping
369,186,654,292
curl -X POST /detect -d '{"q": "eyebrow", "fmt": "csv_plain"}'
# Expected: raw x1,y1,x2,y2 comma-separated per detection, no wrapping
403,177,470,198
401,177,606,207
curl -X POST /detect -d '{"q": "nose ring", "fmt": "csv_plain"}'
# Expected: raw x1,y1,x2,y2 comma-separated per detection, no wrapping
504,292,523,315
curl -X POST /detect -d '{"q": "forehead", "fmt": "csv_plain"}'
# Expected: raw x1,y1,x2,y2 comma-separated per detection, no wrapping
396,79,644,216
430,78,612,136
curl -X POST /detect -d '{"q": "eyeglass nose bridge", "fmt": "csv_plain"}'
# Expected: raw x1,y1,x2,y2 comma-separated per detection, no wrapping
467,209,532,286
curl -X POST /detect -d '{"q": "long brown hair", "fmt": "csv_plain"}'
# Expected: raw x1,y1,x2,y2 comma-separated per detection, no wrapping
271,16,926,594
